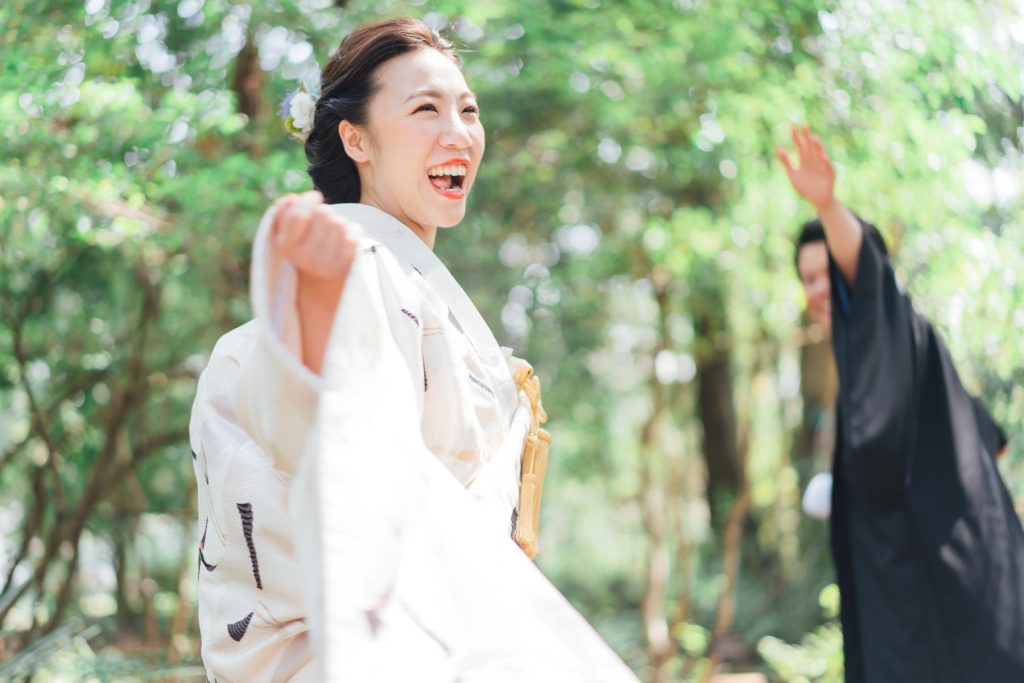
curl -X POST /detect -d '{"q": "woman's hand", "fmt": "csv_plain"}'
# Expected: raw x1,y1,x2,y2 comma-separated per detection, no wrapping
272,191,356,279
271,191,358,375
776,124,837,212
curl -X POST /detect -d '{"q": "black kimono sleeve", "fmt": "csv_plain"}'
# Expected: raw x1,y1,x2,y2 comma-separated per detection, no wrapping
829,235,923,513
829,230,1024,678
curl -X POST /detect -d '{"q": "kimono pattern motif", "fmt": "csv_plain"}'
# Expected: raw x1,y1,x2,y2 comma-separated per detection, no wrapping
190,203,638,682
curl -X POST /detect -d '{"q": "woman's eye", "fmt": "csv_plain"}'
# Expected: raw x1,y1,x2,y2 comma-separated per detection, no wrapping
415,103,438,113
463,105,480,115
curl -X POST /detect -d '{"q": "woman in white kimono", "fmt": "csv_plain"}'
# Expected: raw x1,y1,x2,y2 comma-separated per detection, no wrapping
189,17,639,682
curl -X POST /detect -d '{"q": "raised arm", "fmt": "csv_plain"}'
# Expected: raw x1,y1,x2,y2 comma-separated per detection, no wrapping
271,191,358,375
777,125,862,286
233,192,358,476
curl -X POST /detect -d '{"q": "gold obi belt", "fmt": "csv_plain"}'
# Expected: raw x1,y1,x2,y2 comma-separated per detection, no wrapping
513,362,552,560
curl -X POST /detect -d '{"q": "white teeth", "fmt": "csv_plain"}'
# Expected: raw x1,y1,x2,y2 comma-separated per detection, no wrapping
428,164,467,176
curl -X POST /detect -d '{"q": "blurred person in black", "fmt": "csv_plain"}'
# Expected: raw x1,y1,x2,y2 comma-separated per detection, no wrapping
780,124,1023,682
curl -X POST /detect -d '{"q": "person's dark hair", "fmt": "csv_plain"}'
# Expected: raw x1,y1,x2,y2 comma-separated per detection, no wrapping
305,18,459,204
794,214,889,273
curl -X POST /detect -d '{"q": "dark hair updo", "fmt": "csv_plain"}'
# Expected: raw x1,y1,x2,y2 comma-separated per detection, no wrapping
305,17,459,204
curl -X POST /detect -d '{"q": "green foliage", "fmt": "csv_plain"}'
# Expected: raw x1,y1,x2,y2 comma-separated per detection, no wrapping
758,625,844,683
758,585,844,682
1,0,1022,678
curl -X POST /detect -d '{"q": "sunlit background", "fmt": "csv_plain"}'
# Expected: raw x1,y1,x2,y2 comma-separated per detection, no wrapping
1,0,1022,680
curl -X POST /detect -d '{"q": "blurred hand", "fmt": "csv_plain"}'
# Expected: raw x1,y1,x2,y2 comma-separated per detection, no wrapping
776,125,837,211
271,191,356,281
270,191,357,374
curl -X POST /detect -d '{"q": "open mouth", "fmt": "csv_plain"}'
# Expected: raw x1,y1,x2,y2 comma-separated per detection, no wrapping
427,162,468,198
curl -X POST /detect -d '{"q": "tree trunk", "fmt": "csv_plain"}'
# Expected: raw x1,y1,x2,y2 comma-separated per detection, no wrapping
233,33,267,159
702,487,752,682
667,415,693,631
233,34,265,122
639,272,676,682
691,264,742,526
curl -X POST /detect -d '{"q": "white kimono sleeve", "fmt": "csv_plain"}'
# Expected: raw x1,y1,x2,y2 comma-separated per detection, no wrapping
232,208,448,679
189,325,317,683
233,207,325,477
236,206,640,682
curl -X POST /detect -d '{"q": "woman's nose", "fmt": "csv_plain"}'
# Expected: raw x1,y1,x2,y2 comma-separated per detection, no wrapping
440,115,472,149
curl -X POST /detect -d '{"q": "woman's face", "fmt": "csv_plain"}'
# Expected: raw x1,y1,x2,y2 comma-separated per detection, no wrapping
354,48,484,241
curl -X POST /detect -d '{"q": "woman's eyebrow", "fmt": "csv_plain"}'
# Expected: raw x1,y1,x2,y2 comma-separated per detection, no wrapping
403,88,478,103
404,88,441,102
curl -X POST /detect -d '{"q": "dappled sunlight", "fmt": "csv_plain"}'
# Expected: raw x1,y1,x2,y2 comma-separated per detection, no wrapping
1,0,1022,680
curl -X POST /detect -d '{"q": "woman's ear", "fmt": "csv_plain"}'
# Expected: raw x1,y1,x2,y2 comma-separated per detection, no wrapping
338,120,370,163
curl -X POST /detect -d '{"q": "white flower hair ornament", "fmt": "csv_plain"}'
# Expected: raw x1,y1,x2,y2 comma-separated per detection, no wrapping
281,83,317,143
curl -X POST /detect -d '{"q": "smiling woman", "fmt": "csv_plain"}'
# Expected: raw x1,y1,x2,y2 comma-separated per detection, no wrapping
305,19,483,246
187,16,638,683
335,46,484,245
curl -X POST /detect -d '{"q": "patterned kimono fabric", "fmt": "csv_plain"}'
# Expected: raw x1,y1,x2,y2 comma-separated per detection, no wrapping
190,203,638,682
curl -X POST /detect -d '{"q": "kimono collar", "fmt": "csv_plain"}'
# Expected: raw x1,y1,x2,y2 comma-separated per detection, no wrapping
330,203,504,358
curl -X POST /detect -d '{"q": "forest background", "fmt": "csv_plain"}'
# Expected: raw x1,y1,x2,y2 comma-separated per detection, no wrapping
1,0,1023,680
